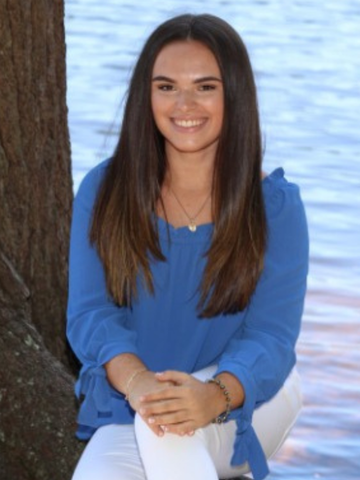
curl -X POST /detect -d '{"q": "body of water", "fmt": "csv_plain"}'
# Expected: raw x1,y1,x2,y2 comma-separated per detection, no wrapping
65,1,360,478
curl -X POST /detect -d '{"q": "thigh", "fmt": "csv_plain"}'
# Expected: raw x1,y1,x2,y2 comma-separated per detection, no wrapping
200,421,251,478
252,367,302,459
71,424,146,480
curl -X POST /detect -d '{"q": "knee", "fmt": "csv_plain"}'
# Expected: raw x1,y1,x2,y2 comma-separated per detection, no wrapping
134,412,154,439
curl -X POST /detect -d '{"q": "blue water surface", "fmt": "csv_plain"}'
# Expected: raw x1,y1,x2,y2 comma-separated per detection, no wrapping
65,1,360,478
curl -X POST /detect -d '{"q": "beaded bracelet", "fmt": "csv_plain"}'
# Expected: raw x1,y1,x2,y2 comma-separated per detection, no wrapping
125,368,147,401
206,378,232,424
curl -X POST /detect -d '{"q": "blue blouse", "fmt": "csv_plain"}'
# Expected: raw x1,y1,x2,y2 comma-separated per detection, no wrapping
67,159,309,480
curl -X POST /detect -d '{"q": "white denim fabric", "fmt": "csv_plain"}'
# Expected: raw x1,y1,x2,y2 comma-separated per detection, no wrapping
71,367,302,480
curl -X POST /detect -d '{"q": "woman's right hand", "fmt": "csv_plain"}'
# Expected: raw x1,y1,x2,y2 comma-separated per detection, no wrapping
105,353,173,436
127,370,174,436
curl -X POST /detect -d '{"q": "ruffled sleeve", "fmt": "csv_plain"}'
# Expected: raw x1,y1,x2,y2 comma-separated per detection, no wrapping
66,160,139,423
215,168,309,479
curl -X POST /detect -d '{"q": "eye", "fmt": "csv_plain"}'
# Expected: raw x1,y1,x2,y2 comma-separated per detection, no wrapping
198,84,217,91
157,84,175,92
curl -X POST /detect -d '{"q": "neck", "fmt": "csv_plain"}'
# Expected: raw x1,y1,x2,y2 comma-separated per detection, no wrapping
164,149,214,193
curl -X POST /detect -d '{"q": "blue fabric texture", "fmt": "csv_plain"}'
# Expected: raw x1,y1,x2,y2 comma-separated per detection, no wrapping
67,159,309,480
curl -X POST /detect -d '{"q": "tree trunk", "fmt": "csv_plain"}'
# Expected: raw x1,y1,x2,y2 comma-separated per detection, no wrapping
0,0,72,364
0,1,83,478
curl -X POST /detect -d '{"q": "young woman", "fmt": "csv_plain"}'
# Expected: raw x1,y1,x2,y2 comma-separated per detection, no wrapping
67,13,309,480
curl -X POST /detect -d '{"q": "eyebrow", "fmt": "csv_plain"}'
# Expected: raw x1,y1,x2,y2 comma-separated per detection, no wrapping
152,75,222,83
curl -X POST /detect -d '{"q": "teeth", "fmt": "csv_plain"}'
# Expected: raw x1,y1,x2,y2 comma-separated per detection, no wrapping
174,119,204,128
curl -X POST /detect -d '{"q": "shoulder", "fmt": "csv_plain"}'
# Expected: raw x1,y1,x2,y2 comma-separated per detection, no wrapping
262,168,308,256
262,167,305,221
74,158,112,211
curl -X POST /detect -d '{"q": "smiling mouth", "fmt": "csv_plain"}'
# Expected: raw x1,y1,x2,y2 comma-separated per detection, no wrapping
173,119,206,128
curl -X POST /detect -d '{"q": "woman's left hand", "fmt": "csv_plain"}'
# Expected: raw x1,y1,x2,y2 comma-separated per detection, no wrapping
137,370,225,436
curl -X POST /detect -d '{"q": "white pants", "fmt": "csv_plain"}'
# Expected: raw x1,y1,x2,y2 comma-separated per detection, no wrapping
72,367,302,480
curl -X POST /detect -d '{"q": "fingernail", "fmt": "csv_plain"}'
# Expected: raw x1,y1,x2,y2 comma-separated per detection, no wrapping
148,418,155,424
155,372,164,376
139,408,145,415
188,430,194,436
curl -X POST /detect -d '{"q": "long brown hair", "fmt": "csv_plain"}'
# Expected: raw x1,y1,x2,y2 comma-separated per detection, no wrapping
90,14,267,317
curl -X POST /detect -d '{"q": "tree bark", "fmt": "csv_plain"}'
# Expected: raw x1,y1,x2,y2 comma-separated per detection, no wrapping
0,254,83,480
0,1,83,478
0,0,72,365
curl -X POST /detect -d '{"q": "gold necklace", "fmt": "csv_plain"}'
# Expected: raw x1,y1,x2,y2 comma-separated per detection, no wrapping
170,187,211,232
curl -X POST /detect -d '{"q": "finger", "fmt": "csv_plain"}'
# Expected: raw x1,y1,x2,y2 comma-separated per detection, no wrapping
140,415,166,437
147,409,187,427
155,370,190,384
162,421,195,436
139,399,181,417
140,385,182,403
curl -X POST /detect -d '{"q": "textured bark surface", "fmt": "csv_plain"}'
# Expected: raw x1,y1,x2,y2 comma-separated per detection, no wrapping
0,0,72,364
0,1,84,479
0,255,84,480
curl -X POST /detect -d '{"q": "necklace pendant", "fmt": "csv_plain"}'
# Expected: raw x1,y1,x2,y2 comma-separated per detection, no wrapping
188,221,197,233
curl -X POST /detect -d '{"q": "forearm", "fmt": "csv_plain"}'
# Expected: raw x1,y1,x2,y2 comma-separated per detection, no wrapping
204,372,245,423
215,371,245,411
104,352,149,396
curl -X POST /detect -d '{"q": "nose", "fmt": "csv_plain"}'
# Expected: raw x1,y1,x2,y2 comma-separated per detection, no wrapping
176,89,196,111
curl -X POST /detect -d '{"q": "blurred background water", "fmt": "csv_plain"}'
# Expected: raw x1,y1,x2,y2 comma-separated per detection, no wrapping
64,0,360,478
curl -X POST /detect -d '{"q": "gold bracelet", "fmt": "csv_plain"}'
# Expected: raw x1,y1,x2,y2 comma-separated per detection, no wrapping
125,368,147,400
206,378,231,424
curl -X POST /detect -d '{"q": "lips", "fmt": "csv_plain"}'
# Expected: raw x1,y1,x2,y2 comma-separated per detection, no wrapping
172,118,206,128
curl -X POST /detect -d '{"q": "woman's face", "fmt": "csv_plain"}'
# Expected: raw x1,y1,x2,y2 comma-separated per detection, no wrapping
151,40,224,158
